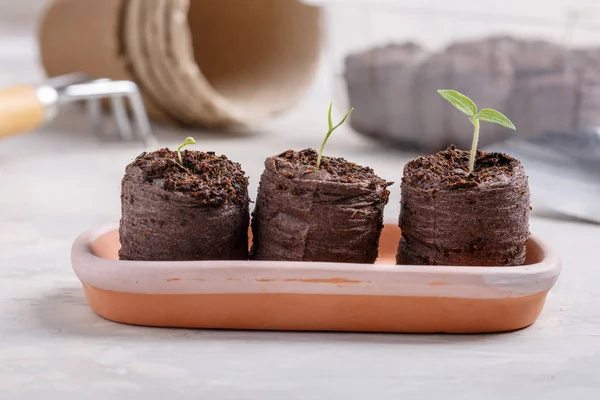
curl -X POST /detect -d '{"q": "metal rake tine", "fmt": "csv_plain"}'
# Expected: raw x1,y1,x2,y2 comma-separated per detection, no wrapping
126,90,153,145
86,98,104,139
111,96,134,141
59,78,155,144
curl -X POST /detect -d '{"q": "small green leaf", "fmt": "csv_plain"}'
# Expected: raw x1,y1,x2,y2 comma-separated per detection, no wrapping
327,101,333,131
177,136,197,164
437,89,477,117
477,108,516,130
181,137,196,147
331,107,354,132
437,88,516,172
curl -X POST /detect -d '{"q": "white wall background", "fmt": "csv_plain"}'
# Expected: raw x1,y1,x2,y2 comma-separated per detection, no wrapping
3,0,600,65
315,0,600,62
2,0,600,108
3,0,600,43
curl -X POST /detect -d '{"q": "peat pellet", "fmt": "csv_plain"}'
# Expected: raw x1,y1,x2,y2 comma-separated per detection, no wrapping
119,149,249,261
397,145,530,266
251,149,392,263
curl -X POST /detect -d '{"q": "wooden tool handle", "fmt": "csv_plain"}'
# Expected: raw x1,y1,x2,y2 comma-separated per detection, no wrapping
0,85,46,139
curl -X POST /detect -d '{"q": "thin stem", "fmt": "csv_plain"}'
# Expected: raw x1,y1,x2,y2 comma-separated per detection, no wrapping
177,144,184,164
469,117,480,173
316,104,354,169
316,135,328,169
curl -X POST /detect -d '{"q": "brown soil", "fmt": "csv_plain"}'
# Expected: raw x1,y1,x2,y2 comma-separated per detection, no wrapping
397,145,530,266
403,145,522,190
131,148,248,205
251,149,393,263
273,149,391,190
119,149,250,261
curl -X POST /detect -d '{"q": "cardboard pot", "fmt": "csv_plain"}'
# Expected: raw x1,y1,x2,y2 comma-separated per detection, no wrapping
39,0,322,126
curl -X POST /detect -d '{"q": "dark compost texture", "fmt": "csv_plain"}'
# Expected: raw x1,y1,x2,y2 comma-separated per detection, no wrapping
251,149,392,263
397,145,530,266
119,149,249,261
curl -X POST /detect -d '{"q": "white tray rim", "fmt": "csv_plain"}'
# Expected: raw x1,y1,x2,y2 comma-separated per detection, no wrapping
71,223,562,299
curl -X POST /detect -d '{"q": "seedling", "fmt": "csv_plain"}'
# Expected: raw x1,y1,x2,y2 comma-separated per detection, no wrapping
437,90,516,172
316,102,354,169
177,136,196,164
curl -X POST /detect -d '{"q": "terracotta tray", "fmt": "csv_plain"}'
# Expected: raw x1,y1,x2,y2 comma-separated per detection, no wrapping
71,224,561,333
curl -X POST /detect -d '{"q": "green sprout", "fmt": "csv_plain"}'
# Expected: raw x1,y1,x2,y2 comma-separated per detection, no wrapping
316,102,354,169
437,90,516,173
177,136,196,164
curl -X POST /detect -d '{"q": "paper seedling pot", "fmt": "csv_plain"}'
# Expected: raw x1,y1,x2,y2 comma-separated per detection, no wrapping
39,0,322,126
